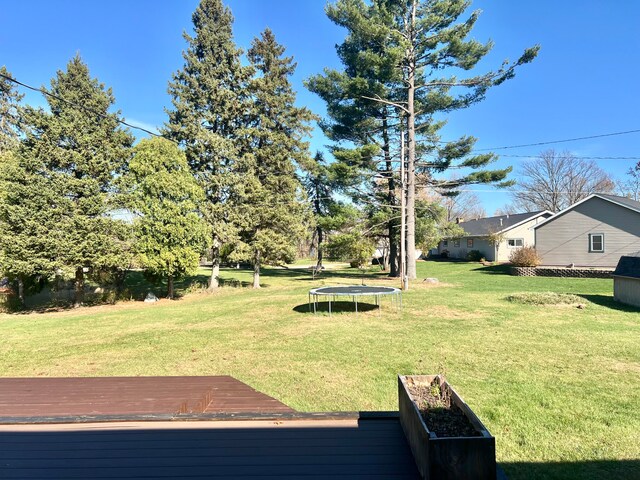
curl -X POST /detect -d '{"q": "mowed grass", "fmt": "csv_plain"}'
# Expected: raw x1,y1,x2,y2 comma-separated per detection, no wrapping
1,260,639,479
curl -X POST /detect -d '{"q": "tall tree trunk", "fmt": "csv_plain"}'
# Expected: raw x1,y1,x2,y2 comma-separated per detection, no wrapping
316,225,324,269
253,250,261,289
382,111,399,277
74,266,84,307
209,234,220,290
405,0,418,280
17,277,25,308
167,275,174,299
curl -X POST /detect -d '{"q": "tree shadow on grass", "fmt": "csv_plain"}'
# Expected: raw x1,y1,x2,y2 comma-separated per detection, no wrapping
501,459,640,480
292,300,379,314
578,294,640,312
471,264,512,275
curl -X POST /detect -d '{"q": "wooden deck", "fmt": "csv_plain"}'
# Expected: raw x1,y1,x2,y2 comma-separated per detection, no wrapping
0,376,293,420
0,416,420,479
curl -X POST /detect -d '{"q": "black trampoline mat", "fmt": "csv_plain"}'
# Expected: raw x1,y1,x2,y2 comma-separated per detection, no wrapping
311,286,400,296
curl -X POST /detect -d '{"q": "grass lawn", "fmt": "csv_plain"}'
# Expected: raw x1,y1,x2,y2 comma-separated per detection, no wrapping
1,260,638,479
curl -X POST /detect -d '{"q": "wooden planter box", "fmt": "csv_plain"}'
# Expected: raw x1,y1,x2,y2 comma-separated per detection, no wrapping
398,375,496,480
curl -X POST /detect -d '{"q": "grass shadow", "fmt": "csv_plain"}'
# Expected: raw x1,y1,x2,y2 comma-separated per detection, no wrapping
471,264,512,275
501,459,640,480
577,294,640,312
293,301,380,314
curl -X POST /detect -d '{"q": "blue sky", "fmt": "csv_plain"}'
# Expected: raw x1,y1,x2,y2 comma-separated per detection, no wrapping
2,0,639,213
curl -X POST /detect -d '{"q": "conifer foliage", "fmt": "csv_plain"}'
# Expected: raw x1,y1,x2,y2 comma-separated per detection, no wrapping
311,0,538,281
165,0,252,291
1,56,133,307
231,29,315,289
0,66,24,153
122,138,208,299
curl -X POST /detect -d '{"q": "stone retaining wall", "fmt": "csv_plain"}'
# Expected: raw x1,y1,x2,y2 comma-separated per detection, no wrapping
510,266,613,278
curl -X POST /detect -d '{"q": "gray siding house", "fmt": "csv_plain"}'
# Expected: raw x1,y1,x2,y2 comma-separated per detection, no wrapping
438,211,553,262
534,194,640,267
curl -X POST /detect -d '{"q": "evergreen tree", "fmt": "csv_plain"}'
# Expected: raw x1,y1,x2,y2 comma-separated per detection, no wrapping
122,138,208,299
0,151,62,306
19,55,134,306
165,0,252,290
0,66,24,153
314,0,538,281
304,152,335,270
232,29,315,288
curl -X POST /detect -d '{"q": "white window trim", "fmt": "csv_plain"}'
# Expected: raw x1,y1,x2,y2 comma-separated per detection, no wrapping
507,238,524,248
589,233,605,253
453,239,460,248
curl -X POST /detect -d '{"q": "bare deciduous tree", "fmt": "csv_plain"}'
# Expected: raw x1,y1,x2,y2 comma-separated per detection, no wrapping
617,164,640,201
439,190,487,222
510,150,615,212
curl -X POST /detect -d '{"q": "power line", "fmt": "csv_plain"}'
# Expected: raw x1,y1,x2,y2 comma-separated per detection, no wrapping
468,129,640,152
493,154,640,161
0,72,164,139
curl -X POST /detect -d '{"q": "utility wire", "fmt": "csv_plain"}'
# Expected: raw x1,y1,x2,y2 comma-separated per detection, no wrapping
466,129,640,152
0,72,166,140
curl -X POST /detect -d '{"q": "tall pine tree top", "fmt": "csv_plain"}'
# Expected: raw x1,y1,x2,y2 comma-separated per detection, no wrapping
0,66,24,153
231,29,315,283
165,0,251,174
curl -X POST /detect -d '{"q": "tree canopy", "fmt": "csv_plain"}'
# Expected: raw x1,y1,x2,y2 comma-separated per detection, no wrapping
310,0,538,281
165,0,252,290
5,55,133,306
122,137,208,299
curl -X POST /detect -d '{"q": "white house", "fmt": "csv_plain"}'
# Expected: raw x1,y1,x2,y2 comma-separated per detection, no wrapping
438,211,553,262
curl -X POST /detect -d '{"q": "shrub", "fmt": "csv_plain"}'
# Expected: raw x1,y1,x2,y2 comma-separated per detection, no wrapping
466,250,483,262
509,246,541,267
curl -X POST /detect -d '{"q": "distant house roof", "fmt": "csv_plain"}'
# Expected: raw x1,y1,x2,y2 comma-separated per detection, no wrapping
455,211,551,237
613,251,640,279
534,193,640,229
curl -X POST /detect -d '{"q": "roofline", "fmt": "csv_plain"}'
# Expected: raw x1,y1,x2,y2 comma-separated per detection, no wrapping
443,210,553,239
497,210,554,234
534,194,640,229
612,274,640,280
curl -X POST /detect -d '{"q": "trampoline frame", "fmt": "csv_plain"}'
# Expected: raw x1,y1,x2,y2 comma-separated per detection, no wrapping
308,285,402,316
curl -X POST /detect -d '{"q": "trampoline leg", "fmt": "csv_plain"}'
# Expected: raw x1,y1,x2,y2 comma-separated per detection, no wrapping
329,298,332,316
314,295,317,314
355,297,358,315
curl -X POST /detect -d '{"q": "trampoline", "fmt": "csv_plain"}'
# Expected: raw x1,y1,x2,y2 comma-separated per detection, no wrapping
308,285,402,315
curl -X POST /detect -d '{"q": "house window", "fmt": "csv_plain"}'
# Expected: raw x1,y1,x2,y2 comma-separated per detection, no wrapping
442,240,448,247
589,233,604,252
467,239,474,248
507,238,524,247
454,239,460,248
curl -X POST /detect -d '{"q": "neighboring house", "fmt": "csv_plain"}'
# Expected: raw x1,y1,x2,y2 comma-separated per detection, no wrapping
438,211,553,262
613,252,640,308
534,194,640,267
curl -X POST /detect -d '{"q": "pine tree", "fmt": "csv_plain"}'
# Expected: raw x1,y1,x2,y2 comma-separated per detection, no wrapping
232,29,315,288
122,138,208,299
18,55,134,306
0,66,24,153
0,151,62,306
165,0,252,290
314,0,538,281
304,152,336,270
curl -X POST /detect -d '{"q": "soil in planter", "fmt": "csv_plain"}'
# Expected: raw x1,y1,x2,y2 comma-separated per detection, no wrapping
407,378,480,438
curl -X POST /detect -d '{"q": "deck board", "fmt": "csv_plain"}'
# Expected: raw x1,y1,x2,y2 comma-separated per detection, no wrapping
0,418,420,479
0,376,293,418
